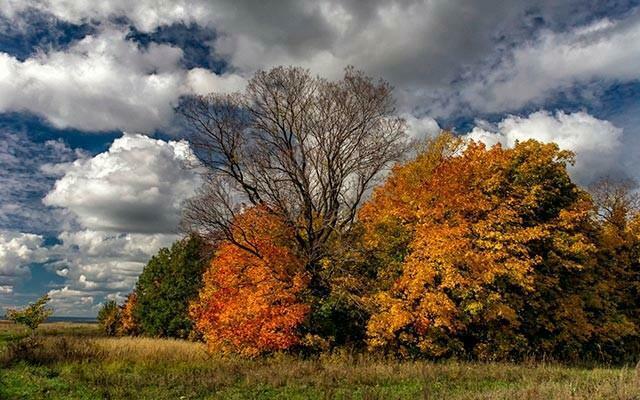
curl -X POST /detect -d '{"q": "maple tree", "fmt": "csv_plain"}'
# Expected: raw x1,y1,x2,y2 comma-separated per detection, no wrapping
189,207,310,356
181,66,407,302
362,135,599,359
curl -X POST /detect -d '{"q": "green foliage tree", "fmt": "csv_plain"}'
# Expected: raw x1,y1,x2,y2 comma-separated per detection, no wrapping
5,294,53,331
134,235,209,338
97,300,121,336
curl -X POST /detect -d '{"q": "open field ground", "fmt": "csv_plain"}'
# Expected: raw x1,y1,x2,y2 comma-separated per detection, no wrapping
1,322,640,399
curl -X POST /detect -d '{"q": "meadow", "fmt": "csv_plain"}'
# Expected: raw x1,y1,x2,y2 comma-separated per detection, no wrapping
1,322,639,399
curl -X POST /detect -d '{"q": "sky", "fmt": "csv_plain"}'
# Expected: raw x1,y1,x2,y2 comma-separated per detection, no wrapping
1,0,640,316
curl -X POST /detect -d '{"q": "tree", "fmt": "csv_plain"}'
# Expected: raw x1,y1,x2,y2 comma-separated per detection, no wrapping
590,177,639,230
588,177,640,359
181,66,407,288
97,300,120,336
118,291,139,336
5,294,53,331
362,136,599,359
190,206,309,356
134,235,209,338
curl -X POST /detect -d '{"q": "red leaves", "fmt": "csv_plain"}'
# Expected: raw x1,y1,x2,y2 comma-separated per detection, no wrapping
190,207,309,356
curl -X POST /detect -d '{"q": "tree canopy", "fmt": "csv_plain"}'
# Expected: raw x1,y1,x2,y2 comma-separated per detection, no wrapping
361,135,636,360
190,207,309,356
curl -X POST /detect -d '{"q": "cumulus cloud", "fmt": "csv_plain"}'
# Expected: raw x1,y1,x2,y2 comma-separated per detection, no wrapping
3,1,635,116
466,110,624,184
47,230,178,296
47,286,97,315
44,133,201,233
460,11,640,113
15,228,179,315
0,231,48,291
0,27,245,131
30,133,200,314
403,114,441,141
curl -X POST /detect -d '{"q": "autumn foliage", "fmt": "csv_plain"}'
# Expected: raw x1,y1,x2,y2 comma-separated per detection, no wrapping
189,207,310,356
360,134,639,360
118,292,139,336
116,125,640,362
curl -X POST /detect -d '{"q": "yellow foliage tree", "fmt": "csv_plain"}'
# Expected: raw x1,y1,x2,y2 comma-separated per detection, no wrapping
362,136,598,359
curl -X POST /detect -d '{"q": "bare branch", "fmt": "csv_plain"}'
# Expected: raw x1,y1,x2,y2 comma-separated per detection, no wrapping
180,66,408,265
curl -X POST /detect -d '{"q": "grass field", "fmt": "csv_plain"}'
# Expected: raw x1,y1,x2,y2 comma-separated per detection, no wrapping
1,321,640,399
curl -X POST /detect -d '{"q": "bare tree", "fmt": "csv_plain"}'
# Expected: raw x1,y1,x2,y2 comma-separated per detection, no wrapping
589,176,640,230
180,66,407,266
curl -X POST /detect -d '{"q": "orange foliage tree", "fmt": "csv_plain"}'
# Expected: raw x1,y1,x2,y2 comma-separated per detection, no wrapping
118,291,139,336
190,207,309,356
362,135,599,359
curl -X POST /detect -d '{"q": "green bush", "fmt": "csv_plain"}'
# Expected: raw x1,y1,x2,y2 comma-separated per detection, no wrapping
133,235,209,338
5,294,53,331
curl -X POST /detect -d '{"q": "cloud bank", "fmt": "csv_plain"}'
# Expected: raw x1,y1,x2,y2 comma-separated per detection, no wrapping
1,134,201,315
3,1,639,119
466,110,624,184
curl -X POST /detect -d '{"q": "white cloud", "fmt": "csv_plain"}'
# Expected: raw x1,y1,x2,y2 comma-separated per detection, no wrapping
34,133,199,314
40,229,178,315
47,286,96,315
0,231,48,291
44,133,201,233
466,110,624,184
185,68,247,95
47,229,178,294
461,12,640,113
403,114,441,141
0,27,246,131
0,28,182,131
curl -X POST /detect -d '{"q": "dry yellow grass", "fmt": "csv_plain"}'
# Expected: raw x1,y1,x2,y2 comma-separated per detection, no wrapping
90,335,209,363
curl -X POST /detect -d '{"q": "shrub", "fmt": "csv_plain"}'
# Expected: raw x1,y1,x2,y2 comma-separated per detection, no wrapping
97,300,121,336
5,294,53,331
361,135,623,360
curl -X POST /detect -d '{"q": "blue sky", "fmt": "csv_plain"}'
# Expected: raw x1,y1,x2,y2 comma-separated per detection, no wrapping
1,0,640,316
